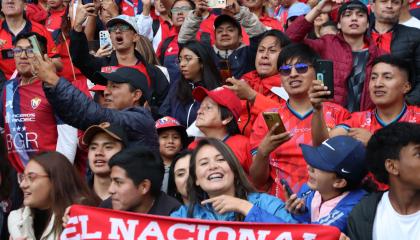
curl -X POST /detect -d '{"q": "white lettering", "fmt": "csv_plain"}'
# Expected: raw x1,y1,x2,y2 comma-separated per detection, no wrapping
167,223,195,240
238,229,271,240
79,215,102,239
60,216,79,240
137,221,164,240
275,232,292,240
197,224,210,239
108,218,139,240
302,233,317,240
209,227,236,240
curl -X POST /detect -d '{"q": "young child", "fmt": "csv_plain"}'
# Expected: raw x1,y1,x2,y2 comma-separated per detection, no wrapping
286,136,369,232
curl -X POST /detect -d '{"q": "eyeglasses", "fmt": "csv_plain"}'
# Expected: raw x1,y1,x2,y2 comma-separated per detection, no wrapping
17,172,49,184
279,63,311,76
176,56,200,65
171,6,192,14
12,47,35,58
108,24,132,33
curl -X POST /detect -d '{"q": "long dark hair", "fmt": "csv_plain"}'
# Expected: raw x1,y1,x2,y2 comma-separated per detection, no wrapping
176,41,222,104
187,138,255,221
30,152,100,236
167,150,193,202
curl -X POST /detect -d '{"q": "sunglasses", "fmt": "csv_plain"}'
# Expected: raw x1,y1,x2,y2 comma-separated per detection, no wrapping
279,63,311,76
108,24,132,33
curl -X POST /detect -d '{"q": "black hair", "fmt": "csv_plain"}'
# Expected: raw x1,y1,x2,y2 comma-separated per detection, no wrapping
15,32,48,55
167,150,193,202
127,84,147,106
187,138,256,221
170,0,195,12
109,146,164,197
277,43,320,68
366,122,420,185
219,105,240,135
176,40,223,104
257,30,291,70
321,20,337,29
372,54,414,88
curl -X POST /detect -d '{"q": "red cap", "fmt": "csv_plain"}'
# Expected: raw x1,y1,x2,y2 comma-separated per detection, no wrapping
155,116,185,130
192,86,242,120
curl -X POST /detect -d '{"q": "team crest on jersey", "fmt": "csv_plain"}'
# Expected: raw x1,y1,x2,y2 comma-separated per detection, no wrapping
31,97,41,109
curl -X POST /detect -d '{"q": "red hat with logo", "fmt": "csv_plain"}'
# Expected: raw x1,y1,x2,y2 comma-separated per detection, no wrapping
192,86,242,120
155,116,185,131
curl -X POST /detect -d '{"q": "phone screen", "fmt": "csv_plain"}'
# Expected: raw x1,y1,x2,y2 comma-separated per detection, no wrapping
315,59,334,98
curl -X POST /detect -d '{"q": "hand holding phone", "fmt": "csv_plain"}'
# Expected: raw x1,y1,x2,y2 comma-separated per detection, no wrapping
263,112,286,135
99,30,113,49
314,59,334,99
280,178,294,197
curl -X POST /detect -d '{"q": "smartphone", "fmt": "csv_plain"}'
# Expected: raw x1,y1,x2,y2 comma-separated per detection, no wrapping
99,30,112,49
219,59,232,84
208,0,227,8
280,179,294,197
262,112,286,135
314,59,334,99
28,36,42,56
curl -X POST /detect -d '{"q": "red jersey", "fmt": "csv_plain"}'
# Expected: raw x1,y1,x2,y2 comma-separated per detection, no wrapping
188,134,253,174
250,101,350,201
120,0,139,16
1,78,78,172
371,30,393,53
338,104,420,132
0,20,59,79
45,8,66,32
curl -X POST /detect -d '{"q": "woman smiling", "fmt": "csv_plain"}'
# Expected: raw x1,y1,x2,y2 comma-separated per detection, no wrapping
171,138,296,223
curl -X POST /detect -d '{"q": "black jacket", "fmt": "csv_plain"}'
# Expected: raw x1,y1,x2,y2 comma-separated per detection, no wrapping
69,30,169,119
43,78,159,151
346,192,384,240
389,24,420,106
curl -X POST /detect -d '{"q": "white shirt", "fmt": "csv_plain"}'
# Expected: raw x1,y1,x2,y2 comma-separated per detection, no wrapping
401,17,420,29
372,191,420,240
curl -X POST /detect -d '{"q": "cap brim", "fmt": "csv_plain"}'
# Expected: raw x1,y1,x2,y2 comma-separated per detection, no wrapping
82,125,122,145
192,87,210,102
90,84,106,91
300,144,335,172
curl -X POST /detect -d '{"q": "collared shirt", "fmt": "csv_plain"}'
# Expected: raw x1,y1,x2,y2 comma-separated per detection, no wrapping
371,27,394,53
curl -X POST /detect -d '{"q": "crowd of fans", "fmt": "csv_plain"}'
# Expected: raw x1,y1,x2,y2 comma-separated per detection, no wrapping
0,0,419,238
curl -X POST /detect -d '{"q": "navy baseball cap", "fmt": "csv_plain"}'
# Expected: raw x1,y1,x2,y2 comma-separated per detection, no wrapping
300,136,368,184
94,67,151,102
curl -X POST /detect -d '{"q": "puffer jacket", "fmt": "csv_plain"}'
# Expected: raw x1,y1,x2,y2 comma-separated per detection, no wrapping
387,24,420,105
170,192,297,223
43,78,159,151
286,16,385,111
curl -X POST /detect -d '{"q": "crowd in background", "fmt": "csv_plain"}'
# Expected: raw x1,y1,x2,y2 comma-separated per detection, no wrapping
0,0,419,238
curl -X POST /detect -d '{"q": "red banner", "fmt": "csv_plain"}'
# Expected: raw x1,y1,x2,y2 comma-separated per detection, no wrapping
61,205,341,240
